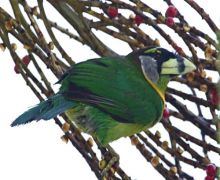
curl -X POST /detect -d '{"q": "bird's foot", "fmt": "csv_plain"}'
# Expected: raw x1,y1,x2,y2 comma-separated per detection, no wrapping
99,145,119,179
100,156,119,178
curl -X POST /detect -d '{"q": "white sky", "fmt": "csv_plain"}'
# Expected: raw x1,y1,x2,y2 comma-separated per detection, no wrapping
0,1,220,180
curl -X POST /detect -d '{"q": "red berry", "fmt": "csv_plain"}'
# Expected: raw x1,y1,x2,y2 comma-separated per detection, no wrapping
107,6,118,18
14,56,30,74
14,65,20,74
176,47,183,54
206,164,217,177
165,17,175,27
165,6,177,17
163,107,170,120
209,89,219,105
205,175,215,180
134,15,143,26
22,55,30,65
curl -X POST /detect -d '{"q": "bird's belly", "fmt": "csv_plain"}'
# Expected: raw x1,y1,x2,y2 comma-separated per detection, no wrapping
65,103,158,145
65,104,96,134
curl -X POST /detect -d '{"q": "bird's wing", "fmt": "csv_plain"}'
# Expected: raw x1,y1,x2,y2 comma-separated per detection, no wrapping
59,56,164,124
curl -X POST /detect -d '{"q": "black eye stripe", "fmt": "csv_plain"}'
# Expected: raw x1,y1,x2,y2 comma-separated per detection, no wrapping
157,60,163,73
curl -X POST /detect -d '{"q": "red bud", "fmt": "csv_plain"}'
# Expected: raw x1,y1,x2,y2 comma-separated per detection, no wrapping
209,89,219,105
107,6,118,18
163,107,170,120
14,65,20,74
22,55,30,65
206,164,217,177
134,15,143,26
165,17,175,27
165,6,178,18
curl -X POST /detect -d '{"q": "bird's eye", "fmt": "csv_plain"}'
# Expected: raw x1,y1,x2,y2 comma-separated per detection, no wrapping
154,54,160,60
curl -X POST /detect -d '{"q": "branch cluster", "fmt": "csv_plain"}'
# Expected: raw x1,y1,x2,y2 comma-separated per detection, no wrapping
0,0,220,179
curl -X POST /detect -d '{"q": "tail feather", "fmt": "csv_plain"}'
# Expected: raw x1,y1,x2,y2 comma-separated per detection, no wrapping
11,94,76,127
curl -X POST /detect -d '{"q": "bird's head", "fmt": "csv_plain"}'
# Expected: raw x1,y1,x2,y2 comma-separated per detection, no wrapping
130,46,196,83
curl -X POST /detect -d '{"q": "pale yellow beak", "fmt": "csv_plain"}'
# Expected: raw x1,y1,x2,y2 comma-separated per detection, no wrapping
161,57,196,75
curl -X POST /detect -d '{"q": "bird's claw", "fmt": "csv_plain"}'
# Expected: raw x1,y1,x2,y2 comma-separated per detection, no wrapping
101,156,119,178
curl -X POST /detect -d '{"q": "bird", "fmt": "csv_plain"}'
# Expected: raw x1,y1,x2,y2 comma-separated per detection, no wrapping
11,46,196,145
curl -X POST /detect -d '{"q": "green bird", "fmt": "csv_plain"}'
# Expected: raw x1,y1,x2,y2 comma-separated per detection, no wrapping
11,46,196,145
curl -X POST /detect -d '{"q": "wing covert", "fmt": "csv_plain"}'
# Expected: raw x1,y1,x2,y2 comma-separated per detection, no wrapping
59,56,164,124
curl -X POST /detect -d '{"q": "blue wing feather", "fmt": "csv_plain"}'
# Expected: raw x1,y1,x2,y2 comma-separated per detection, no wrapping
11,94,76,126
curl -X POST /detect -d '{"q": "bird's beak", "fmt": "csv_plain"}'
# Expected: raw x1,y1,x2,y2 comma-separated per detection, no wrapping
181,58,197,74
160,57,196,75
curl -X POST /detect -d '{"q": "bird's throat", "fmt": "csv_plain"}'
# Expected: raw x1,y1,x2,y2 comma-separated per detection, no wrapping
156,76,170,94
143,75,168,104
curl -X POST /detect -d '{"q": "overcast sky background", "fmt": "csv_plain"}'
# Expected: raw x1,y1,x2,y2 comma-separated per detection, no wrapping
0,1,220,180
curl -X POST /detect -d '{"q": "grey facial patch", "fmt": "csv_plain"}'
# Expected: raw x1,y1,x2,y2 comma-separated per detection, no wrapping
139,55,159,83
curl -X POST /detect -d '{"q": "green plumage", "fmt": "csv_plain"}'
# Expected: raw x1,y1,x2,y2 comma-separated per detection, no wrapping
62,56,164,144
12,47,196,145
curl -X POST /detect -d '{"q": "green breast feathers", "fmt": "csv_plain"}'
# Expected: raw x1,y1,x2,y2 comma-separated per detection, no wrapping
11,47,196,145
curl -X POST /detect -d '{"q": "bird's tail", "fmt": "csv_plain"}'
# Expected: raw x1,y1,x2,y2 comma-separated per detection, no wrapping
11,94,76,127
